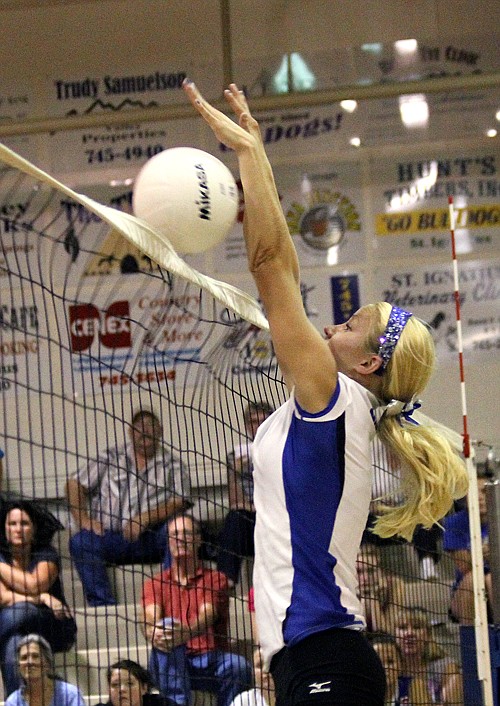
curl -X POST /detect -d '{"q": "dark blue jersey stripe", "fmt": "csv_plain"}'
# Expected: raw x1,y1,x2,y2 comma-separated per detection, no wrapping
282,404,356,646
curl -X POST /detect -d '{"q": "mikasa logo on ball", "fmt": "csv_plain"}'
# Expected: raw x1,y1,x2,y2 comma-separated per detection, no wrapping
194,162,211,221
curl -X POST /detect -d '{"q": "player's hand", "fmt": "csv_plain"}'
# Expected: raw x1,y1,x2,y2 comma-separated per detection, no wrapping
183,79,261,154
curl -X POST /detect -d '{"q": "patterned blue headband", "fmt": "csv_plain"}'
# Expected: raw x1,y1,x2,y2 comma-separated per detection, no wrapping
376,306,413,374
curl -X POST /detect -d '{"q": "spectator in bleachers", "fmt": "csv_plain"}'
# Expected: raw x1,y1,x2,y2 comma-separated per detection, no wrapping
443,464,491,624
393,606,463,705
356,544,405,636
95,659,173,706
142,513,252,706
0,501,76,696
217,402,274,587
370,635,406,706
4,633,84,706
66,409,191,607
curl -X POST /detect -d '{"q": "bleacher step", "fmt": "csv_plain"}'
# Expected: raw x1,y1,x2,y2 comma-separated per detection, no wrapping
62,563,160,610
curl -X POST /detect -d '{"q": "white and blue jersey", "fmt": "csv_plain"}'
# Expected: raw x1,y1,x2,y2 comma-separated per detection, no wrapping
252,372,378,668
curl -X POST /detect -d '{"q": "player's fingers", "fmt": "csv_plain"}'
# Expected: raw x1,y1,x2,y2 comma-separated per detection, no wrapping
224,84,250,115
184,80,228,130
182,79,211,114
225,84,263,144
182,77,201,98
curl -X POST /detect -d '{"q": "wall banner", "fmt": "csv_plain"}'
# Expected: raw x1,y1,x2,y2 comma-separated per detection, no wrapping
214,161,365,272
43,182,204,287
0,178,54,284
216,103,347,161
46,64,202,175
330,274,361,324
61,276,219,396
0,82,38,161
371,150,500,259
0,286,57,397
374,258,500,361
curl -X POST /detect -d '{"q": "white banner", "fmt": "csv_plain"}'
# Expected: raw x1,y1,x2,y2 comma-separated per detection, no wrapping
374,258,500,361
49,119,202,178
45,63,202,175
211,103,348,161
60,275,223,396
0,82,38,161
43,182,205,287
0,177,53,284
0,284,59,397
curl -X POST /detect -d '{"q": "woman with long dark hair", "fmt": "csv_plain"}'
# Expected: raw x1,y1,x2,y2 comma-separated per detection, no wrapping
0,501,77,695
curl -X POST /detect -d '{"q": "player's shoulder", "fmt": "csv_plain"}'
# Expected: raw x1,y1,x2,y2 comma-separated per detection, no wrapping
339,372,375,407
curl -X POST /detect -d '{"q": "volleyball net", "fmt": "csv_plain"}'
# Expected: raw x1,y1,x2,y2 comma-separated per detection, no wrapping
0,140,491,705
0,142,287,701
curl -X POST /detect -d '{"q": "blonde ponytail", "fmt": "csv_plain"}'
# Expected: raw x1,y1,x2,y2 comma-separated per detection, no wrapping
362,302,469,541
374,418,468,540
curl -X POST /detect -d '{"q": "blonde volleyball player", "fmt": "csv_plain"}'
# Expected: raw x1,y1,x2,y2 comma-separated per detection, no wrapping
183,80,468,706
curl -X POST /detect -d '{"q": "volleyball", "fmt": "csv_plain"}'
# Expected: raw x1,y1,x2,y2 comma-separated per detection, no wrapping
132,146,238,254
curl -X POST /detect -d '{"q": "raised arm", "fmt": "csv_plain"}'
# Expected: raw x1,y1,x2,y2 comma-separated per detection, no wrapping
183,81,338,411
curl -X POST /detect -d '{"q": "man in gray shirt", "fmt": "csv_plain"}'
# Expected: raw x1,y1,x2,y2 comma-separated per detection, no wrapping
66,409,190,606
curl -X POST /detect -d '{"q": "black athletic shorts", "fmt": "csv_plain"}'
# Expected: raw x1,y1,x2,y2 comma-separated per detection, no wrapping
270,628,386,706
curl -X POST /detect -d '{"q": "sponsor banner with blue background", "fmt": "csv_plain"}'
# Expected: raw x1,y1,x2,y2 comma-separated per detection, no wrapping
331,274,361,324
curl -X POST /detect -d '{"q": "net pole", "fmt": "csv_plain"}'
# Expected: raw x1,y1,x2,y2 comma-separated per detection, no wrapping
448,196,494,705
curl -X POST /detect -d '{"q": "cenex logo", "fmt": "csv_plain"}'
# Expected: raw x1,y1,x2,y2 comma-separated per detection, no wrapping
69,300,131,352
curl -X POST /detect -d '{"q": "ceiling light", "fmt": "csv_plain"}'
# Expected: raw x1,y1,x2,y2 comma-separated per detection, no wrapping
349,137,361,147
394,39,418,54
486,129,497,138
399,94,429,128
109,178,134,187
340,100,357,113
